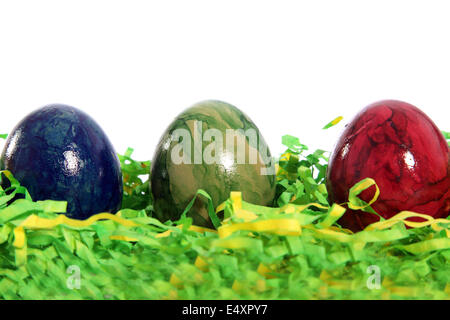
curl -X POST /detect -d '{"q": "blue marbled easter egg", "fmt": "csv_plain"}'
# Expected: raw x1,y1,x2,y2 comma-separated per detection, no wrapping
0,104,123,219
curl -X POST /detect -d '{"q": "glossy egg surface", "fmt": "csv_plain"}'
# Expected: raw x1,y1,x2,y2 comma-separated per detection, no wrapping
327,100,450,231
151,100,276,227
0,104,123,219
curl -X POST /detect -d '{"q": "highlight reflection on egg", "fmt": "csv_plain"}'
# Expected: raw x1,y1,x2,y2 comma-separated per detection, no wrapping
326,100,450,231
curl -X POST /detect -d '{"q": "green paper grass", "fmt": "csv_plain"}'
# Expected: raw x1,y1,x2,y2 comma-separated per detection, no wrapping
443,131,450,147
0,131,449,300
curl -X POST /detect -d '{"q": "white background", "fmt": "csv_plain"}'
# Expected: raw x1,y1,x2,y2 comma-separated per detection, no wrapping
1,0,449,160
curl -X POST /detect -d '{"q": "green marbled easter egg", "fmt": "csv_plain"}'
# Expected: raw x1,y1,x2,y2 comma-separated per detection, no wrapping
151,100,276,228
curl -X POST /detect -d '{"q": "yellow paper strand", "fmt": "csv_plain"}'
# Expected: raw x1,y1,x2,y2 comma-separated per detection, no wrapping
218,219,302,238
110,235,139,242
348,178,380,210
20,212,139,230
365,211,450,231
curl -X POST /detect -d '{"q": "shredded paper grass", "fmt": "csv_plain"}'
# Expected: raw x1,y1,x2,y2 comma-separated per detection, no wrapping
0,127,448,300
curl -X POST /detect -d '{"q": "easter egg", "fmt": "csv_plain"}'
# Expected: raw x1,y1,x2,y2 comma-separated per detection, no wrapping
327,100,450,231
0,104,123,219
151,100,276,228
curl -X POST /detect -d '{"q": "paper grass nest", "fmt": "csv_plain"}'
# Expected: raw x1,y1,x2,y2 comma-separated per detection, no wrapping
0,126,448,300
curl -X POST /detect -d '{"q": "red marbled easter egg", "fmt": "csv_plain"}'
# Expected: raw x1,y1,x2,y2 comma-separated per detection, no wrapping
326,100,450,231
